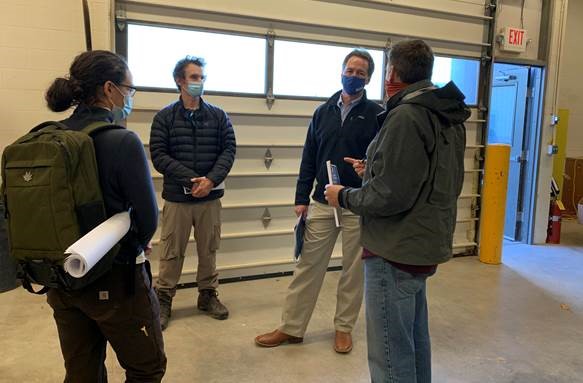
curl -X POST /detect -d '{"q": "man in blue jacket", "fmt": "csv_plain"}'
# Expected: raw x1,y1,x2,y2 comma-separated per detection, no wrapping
255,49,383,353
150,56,236,329
326,40,469,382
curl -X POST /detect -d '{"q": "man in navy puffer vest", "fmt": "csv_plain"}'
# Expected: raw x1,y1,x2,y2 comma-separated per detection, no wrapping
150,56,236,329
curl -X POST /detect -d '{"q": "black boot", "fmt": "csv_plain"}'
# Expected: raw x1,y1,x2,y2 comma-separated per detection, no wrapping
197,289,229,320
156,288,173,331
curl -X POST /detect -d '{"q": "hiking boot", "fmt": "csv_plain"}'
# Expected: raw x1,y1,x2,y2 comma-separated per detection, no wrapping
156,288,173,331
197,289,229,320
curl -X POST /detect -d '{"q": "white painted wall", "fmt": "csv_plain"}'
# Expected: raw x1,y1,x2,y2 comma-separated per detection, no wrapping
532,0,569,244
0,0,112,154
495,0,543,61
558,0,583,157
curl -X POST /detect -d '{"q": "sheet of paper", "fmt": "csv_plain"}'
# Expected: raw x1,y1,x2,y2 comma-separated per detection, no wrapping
63,211,131,278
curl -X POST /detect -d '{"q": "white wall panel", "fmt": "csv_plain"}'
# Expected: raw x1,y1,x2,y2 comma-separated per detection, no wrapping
151,175,299,208
123,0,487,48
151,205,297,246
347,0,489,18
233,147,302,173
149,233,344,283
134,92,322,117
233,115,311,146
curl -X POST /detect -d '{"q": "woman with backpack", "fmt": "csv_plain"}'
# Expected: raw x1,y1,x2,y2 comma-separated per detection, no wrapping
44,50,166,382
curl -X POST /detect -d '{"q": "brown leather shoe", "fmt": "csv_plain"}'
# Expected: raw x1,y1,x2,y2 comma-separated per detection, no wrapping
255,329,303,347
334,331,353,354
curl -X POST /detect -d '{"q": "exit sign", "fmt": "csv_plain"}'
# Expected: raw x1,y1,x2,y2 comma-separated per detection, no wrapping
501,27,528,52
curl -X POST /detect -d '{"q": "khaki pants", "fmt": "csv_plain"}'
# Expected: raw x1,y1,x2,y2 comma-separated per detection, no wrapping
155,199,221,295
280,202,363,337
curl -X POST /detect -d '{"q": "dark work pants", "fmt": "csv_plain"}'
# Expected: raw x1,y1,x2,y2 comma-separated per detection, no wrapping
47,262,167,383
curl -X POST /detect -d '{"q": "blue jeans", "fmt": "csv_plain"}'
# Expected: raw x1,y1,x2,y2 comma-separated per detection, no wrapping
365,257,432,383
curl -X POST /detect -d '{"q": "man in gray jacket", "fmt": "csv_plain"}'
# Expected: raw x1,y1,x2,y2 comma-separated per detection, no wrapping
325,40,469,382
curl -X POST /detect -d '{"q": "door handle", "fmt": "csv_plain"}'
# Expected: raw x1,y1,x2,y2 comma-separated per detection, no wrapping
512,151,528,163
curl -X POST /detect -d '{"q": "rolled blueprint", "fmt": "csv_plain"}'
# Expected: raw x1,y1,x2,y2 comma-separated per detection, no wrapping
63,211,131,278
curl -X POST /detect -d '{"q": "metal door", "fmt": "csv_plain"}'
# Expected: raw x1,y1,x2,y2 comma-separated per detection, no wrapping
488,64,529,240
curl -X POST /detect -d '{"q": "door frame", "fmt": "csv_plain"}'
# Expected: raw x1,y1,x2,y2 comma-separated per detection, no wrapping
521,66,546,244
490,64,530,241
489,61,545,244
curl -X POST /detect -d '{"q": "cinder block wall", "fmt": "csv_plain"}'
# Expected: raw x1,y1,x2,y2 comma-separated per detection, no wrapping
0,0,111,154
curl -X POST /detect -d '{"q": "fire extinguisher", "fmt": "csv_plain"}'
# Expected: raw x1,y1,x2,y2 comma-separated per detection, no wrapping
546,200,563,244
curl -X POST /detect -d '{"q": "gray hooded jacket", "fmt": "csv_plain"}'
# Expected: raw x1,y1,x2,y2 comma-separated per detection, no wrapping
340,80,470,265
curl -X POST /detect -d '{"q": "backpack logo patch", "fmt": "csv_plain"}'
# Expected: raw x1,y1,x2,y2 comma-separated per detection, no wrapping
23,171,33,182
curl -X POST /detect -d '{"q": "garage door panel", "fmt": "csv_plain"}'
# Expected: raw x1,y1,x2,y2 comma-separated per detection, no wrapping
233,147,302,173
121,0,487,280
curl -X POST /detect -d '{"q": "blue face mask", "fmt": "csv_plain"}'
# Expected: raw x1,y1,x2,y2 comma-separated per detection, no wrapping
111,84,133,121
186,82,204,97
341,75,366,96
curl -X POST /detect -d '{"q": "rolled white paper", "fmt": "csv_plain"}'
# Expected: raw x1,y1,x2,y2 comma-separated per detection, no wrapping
63,211,131,278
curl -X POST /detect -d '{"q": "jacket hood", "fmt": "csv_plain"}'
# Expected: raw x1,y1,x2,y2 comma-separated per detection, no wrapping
387,80,471,126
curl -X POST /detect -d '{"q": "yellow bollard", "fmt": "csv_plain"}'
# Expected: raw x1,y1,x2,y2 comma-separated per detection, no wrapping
479,144,511,265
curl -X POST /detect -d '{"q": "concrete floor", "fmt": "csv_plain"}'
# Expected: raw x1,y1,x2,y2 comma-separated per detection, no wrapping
1,220,582,383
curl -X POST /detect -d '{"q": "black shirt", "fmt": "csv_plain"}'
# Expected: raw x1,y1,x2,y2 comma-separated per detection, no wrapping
61,105,158,262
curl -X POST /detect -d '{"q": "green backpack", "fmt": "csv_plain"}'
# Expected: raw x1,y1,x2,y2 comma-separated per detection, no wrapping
1,121,123,294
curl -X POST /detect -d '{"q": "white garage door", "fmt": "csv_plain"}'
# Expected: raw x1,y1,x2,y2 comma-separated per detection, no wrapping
116,0,492,283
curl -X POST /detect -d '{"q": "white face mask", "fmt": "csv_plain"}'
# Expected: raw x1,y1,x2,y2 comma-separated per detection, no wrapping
110,84,133,121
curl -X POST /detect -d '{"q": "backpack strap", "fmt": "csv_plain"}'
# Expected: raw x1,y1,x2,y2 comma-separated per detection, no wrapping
81,121,124,137
21,278,50,295
123,206,141,295
30,121,121,136
16,121,70,145
29,121,69,133
17,262,55,295
82,122,139,294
